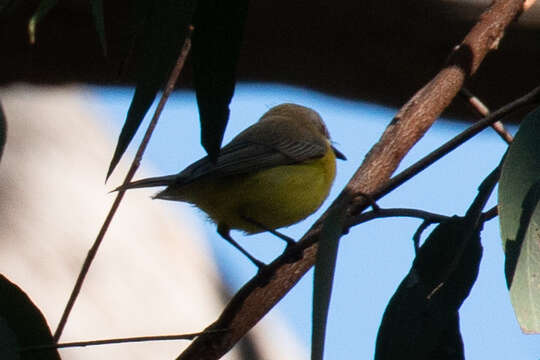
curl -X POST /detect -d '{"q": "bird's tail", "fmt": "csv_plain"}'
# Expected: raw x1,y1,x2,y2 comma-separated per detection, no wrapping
113,174,178,192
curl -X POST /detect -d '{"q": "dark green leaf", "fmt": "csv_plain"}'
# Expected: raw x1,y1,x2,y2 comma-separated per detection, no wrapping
107,0,197,179
89,0,107,56
28,0,59,44
499,106,540,333
429,314,464,360
0,0,17,15
192,0,249,162
0,316,19,360
375,167,499,360
312,207,346,360
0,100,6,163
0,274,60,359
375,216,482,360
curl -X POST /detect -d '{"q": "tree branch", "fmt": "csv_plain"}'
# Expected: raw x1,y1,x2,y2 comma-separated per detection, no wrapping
23,330,215,352
459,87,514,144
54,26,194,342
346,208,450,228
374,84,540,202
176,2,528,359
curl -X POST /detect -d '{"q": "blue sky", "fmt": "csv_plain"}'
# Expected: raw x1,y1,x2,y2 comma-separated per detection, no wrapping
90,83,539,359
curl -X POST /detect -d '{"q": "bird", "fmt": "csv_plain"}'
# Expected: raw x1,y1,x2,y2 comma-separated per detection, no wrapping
115,103,345,268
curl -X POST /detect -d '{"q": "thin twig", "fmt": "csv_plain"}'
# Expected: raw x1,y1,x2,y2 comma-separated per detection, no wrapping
54,26,194,342
427,166,501,299
459,87,514,143
176,2,528,359
524,0,537,11
346,207,449,253
23,330,221,352
460,88,490,117
482,205,498,221
346,207,449,228
413,220,434,254
491,121,514,144
373,85,540,202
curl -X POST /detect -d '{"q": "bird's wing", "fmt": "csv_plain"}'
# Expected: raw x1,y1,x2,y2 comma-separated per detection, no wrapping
114,137,330,191
174,136,328,185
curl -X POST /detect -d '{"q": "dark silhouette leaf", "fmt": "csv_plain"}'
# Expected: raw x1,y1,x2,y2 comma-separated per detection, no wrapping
312,206,346,360
107,0,197,179
375,168,497,360
0,0,17,15
192,0,249,162
0,274,60,360
0,100,6,162
0,315,19,360
28,0,58,44
89,0,107,56
375,216,482,360
499,106,540,333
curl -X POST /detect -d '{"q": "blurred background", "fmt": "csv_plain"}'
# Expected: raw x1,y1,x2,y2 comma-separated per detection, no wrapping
1,1,540,359
2,0,540,117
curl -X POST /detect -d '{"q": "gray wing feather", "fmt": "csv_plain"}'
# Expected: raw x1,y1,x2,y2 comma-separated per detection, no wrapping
119,108,333,192
173,137,327,186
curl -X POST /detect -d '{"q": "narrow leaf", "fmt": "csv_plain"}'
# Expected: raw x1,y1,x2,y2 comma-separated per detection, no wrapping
499,106,540,333
374,168,498,360
107,0,197,179
0,100,6,163
28,0,58,44
192,0,249,162
0,317,18,360
0,0,17,15
312,207,346,360
89,0,107,56
0,274,60,359
375,216,482,360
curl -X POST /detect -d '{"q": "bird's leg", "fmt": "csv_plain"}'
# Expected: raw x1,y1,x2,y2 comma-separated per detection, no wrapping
241,216,303,263
217,224,266,270
241,215,296,248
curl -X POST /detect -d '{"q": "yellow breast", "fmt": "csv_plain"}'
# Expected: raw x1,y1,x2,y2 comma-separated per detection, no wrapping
178,143,337,234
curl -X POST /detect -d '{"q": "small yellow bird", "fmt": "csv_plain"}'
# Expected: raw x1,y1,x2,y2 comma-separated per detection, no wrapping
116,103,345,267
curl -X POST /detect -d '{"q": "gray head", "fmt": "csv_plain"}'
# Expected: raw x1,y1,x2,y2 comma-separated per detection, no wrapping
259,103,331,139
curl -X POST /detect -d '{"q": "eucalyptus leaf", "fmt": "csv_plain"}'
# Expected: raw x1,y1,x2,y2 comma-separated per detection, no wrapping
499,106,540,333
28,0,58,44
0,100,6,163
0,274,60,359
89,0,107,56
312,207,346,360
375,216,482,360
192,0,249,162
375,167,497,360
0,0,17,15
107,0,197,179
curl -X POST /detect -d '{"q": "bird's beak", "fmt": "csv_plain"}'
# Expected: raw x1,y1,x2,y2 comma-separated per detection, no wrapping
331,145,347,160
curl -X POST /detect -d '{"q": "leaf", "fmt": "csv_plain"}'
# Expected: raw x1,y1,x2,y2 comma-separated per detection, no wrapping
28,0,58,44
375,167,499,359
0,0,17,15
0,100,6,163
89,0,107,56
375,216,482,360
192,0,249,162
0,317,19,360
312,207,346,360
0,274,60,359
107,0,197,179
499,106,540,333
